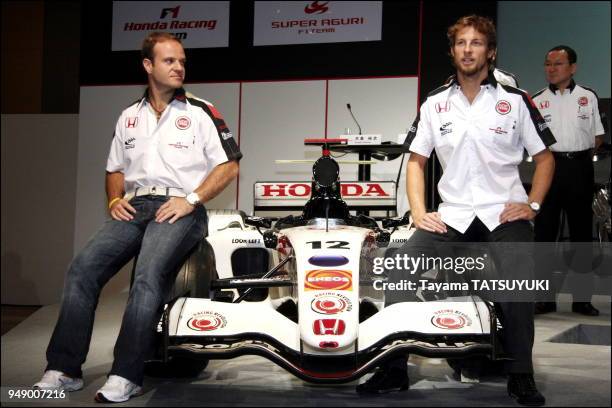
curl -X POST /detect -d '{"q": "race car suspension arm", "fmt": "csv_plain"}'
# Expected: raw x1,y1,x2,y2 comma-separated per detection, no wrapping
232,255,294,303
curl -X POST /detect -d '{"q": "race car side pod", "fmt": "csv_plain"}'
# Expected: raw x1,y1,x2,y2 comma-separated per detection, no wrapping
233,255,295,303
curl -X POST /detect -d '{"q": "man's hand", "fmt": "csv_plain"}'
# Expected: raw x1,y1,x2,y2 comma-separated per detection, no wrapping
499,203,536,223
109,199,136,221
155,197,195,224
413,211,448,234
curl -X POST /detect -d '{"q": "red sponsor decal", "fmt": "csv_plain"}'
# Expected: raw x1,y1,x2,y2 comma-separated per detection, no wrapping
261,183,389,197
495,100,511,115
305,270,352,291
489,127,508,135
431,310,471,330
175,116,191,130
187,312,227,331
435,101,450,113
539,100,550,109
125,117,138,128
578,96,588,107
319,341,339,348
313,319,346,335
305,1,329,14
342,183,390,197
311,293,351,314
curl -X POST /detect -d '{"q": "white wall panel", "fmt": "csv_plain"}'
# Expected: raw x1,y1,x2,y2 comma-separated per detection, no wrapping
239,81,326,213
327,77,418,215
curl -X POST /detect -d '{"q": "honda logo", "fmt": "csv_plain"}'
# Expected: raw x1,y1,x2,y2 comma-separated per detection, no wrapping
260,183,390,197
435,102,450,113
313,319,346,335
125,117,138,128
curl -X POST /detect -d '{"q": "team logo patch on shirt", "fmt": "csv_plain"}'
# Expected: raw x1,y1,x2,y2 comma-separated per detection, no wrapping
489,127,508,135
221,131,233,140
435,102,450,113
539,101,550,109
168,141,189,150
440,122,453,136
125,117,138,128
578,97,588,107
495,100,511,115
124,137,135,149
175,116,191,130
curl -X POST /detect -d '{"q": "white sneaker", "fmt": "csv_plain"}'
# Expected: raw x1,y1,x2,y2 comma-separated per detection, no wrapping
95,375,142,403
33,370,84,391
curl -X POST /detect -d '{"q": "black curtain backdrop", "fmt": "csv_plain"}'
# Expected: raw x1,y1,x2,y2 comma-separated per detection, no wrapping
80,1,422,85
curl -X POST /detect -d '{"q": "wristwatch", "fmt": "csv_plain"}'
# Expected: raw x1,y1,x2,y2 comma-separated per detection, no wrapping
529,201,541,214
186,192,200,206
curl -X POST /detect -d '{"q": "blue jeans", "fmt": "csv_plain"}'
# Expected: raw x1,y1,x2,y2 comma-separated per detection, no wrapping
46,196,207,385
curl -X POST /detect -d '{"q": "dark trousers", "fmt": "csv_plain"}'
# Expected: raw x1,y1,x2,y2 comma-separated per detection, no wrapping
534,155,594,301
386,218,535,374
45,196,208,385
535,155,594,242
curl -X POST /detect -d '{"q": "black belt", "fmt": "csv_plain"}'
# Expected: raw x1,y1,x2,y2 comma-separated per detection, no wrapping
552,149,591,160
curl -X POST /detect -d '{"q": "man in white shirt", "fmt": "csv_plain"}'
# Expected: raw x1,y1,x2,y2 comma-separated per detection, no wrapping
34,32,241,402
357,15,554,407
533,45,605,316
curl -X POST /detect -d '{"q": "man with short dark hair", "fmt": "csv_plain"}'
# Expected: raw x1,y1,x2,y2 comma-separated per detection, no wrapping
533,45,605,316
357,15,555,407
33,32,242,402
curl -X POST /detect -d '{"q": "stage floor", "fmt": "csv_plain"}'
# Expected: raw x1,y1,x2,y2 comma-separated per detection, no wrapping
2,292,610,407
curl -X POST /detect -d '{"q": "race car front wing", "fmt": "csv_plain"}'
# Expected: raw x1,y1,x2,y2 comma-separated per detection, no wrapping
159,297,502,383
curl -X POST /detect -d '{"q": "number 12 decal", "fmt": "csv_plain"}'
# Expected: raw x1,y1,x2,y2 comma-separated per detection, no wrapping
306,241,350,250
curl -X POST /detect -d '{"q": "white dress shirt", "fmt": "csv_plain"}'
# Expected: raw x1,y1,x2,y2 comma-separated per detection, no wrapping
533,80,605,152
106,88,242,195
407,73,555,233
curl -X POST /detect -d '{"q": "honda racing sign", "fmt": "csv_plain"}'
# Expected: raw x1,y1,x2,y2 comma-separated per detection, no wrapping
254,1,382,46
254,181,396,211
112,1,229,51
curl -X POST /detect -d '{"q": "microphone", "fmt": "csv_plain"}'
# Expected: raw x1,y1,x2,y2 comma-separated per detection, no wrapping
346,103,362,135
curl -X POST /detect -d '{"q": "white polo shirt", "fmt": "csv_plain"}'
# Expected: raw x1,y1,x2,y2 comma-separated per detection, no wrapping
106,88,242,195
533,80,605,152
406,73,555,233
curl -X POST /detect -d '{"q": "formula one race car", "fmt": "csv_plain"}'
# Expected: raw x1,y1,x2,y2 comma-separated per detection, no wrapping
145,139,503,382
